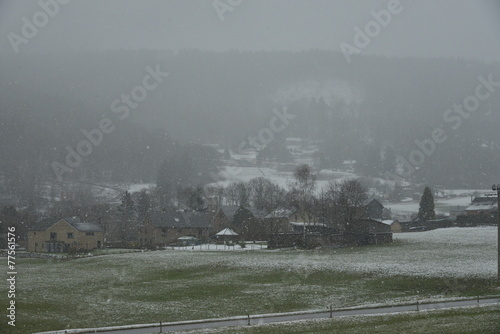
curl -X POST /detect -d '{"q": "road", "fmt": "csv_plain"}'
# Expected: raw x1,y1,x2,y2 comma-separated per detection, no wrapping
37,297,500,334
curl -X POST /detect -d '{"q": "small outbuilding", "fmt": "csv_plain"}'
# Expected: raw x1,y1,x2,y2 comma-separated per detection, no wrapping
215,228,239,244
379,219,402,233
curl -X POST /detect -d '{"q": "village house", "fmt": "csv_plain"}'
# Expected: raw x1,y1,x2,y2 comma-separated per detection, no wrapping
27,217,104,253
464,193,498,216
263,208,295,234
139,209,227,247
358,199,384,219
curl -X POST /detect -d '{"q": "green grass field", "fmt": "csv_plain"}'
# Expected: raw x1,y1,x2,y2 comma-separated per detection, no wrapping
1,227,498,334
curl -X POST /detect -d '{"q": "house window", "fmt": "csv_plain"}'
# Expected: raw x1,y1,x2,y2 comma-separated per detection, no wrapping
67,232,74,239
86,232,94,236
50,232,57,240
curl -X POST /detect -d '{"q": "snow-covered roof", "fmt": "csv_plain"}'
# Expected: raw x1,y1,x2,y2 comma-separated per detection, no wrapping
73,221,103,232
380,220,395,226
216,228,239,236
371,218,396,226
465,203,497,212
265,208,295,219
475,193,497,199
177,236,197,240
290,222,327,227
31,217,103,232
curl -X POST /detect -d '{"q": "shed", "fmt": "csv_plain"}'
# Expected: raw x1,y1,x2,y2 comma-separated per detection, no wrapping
215,228,239,244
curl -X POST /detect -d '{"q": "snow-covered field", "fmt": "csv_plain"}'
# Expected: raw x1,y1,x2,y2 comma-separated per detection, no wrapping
170,243,267,251
86,227,496,279
220,227,497,279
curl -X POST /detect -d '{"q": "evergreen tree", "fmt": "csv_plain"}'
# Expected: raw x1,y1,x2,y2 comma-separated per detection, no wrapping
117,191,137,242
179,185,205,211
232,206,260,239
417,186,435,221
137,190,151,220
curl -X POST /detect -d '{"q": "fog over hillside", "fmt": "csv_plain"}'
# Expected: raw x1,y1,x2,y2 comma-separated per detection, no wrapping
0,0,499,200
2,50,499,189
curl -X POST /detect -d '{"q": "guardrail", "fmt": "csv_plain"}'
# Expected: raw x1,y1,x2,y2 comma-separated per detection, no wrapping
34,295,500,334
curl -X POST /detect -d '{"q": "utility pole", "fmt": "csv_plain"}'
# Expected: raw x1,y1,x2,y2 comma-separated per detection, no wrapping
492,184,500,283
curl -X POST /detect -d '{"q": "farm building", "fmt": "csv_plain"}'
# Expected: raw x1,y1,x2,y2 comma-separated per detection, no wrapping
140,209,228,247
263,207,296,234
345,218,393,245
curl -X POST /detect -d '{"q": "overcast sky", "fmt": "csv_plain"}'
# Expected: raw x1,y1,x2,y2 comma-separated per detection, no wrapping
1,0,499,62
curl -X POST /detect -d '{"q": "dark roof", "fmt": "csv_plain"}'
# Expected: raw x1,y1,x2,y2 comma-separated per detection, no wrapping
471,194,497,204
181,211,211,227
147,211,212,228
219,205,269,220
31,218,59,231
247,207,268,219
364,199,384,208
31,217,103,232
265,208,295,219
219,206,240,220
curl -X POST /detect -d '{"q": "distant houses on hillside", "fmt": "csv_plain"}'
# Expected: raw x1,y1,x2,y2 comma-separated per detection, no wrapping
139,210,228,247
455,192,498,227
26,198,398,252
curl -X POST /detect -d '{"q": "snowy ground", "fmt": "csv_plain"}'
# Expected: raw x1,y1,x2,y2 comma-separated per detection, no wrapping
385,195,476,219
170,243,267,251
97,227,495,279
222,227,497,279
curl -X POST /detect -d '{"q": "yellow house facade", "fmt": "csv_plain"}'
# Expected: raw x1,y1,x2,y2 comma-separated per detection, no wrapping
28,217,104,253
